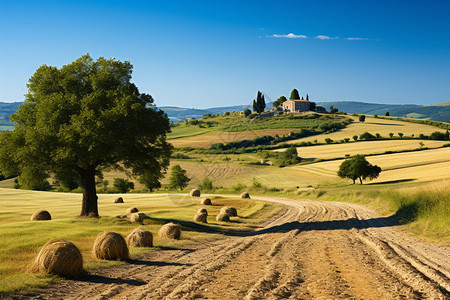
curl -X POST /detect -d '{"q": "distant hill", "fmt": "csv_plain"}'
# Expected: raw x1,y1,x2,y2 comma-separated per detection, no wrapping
1,100,449,127
318,101,450,122
161,104,251,122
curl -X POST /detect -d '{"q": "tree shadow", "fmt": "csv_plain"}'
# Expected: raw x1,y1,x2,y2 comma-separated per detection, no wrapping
226,215,402,237
128,259,193,267
368,122,404,126
367,179,415,185
77,274,147,285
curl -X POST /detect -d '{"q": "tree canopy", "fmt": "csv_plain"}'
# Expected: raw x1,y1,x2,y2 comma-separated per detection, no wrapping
273,96,287,108
290,89,300,100
169,165,190,190
337,155,381,184
0,54,171,216
359,115,366,122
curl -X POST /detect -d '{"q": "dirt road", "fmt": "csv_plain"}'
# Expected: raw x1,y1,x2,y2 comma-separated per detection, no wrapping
21,196,449,299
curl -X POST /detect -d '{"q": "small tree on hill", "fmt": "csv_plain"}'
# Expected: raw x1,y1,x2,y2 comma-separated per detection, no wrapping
273,96,287,108
359,115,366,123
398,132,404,138
252,99,259,113
169,165,190,190
290,89,300,100
337,155,381,184
385,111,390,116
389,133,394,138
243,108,251,117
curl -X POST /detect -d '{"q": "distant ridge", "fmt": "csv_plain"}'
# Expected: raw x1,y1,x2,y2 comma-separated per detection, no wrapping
1,100,449,126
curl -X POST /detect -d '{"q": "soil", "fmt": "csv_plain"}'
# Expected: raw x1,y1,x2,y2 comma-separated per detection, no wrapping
15,196,450,299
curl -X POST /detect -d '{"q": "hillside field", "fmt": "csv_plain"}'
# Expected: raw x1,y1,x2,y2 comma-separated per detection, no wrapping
0,190,281,293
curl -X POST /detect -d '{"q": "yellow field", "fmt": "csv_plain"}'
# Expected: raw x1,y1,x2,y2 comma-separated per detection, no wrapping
292,147,450,184
274,140,448,160
286,116,447,144
161,161,339,189
169,128,296,148
0,189,280,293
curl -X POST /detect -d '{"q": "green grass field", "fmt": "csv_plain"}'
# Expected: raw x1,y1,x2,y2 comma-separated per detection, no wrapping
0,190,281,294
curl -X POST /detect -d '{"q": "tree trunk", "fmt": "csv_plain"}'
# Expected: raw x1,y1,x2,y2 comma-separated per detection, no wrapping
359,177,363,184
79,167,99,217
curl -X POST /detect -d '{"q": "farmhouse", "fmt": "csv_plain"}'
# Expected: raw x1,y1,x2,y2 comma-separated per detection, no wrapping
282,99,311,113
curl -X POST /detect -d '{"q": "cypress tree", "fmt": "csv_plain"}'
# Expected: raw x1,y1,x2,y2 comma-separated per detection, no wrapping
290,89,300,100
252,99,259,113
260,93,266,112
306,94,309,101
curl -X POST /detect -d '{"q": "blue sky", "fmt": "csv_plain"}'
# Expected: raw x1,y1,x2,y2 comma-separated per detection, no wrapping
1,0,449,108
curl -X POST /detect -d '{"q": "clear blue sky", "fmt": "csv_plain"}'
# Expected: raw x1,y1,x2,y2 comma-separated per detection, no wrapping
1,0,449,108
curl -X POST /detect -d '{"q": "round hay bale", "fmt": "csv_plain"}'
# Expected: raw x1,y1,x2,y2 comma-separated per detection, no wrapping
159,222,181,240
29,239,84,278
114,197,124,203
197,208,208,216
128,212,144,223
126,207,139,214
190,189,201,197
201,198,212,205
31,210,51,221
93,231,129,261
220,206,237,217
216,213,230,222
126,228,153,247
193,212,208,223
240,192,250,199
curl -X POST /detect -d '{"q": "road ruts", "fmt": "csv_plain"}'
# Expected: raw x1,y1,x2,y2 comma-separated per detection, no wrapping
16,195,450,300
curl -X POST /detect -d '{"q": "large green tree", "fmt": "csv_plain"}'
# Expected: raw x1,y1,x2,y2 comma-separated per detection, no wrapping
337,155,381,184
290,89,300,100
0,54,171,217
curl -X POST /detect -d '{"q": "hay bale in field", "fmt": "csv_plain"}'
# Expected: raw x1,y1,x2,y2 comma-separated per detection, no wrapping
93,231,129,261
31,210,51,221
114,197,124,203
220,206,237,217
29,239,85,278
190,189,201,197
128,212,144,223
240,192,250,199
159,222,181,240
201,198,212,205
193,212,208,223
216,213,230,222
126,207,139,214
126,228,153,247
197,208,208,216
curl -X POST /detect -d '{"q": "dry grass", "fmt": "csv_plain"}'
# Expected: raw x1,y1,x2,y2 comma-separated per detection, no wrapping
286,116,447,144
29,239,85,278
193,212,208,223
159,223,181,239
241,192,250,199
216,213,230,222
31,210,52,221
126,207,139,214
126,228,153,248
274,140,448,160
220,207,237,217
0,191,280,294
93,231,130,261
169,129,296,149
292,147,450,184
201,198,212,205
190,189,201,197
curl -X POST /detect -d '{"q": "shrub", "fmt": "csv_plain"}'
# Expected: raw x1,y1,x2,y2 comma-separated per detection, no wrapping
325,138,333,144
113,178,134,193
353,135,358,141
198,177,213,191
359,132,376,140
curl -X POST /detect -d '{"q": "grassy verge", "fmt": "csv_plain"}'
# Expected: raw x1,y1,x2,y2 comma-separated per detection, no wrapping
296,180,449,245
0,190,281,295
